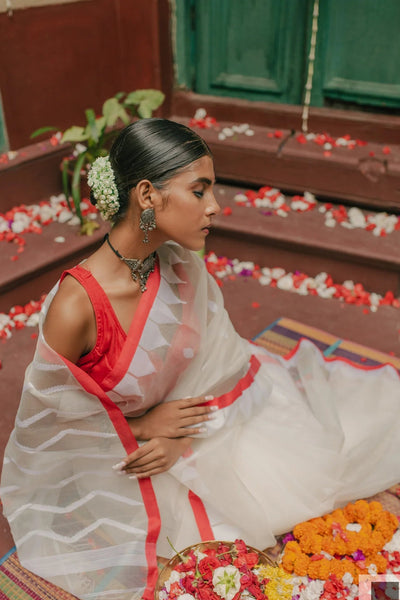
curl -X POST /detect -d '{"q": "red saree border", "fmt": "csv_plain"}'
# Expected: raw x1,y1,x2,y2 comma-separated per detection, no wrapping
205,355,261,410
189,354,261,539
62,358,161,600
188,490,214,541
101,260,161,391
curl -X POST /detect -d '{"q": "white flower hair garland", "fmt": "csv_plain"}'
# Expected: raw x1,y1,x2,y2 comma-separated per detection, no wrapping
87,156,120,220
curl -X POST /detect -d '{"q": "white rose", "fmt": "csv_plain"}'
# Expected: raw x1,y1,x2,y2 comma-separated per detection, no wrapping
212,565,241,600
298,579,324,600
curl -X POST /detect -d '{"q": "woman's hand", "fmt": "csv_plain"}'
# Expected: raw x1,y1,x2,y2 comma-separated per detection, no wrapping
127,396,216,440
116,437,192,479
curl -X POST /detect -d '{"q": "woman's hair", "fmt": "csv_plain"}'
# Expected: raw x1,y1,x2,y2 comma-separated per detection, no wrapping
93,118,212,221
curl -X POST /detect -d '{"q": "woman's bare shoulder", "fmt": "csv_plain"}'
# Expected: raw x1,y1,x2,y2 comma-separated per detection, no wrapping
43,274,95,363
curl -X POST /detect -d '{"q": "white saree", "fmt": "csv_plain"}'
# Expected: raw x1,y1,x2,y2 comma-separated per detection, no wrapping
1,242,400,600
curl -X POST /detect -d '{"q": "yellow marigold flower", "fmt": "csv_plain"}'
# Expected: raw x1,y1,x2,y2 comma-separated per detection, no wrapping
376,512,398,540
353,499,370,521
308,558,332,580
280,500,398,583
293,522,314,539
281,553,295,573
344,561,358,581
293,554,310,577
299,533,322,554
345,532,360,554
330,509,345,523
309,517,327,535
344,503,356,521
321,538,336,555
332,538,348,556
372,553,388,573
368,501,383,523
285,540,301,554
371,530,385,549
335,559,356,579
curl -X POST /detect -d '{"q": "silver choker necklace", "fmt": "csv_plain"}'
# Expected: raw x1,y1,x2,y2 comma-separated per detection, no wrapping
104,234,156,292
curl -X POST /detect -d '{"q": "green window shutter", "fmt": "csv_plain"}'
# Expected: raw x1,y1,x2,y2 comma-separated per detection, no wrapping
312,0,400,109
176,0,310,105
174,0,197,89
174,0,400,111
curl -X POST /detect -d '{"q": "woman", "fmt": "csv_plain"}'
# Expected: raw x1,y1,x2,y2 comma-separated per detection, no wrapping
1,119,400,600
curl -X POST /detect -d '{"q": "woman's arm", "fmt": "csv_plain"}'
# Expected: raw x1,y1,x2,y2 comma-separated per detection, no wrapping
42,275,95,363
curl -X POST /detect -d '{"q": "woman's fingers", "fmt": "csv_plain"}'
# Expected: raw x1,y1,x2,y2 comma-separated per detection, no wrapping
127,454,166,474
128,465,166,479
179,413,215,427
180,426,207,436
180,395,214,409
120,444,153,471
114,437,191,479
182,406,218,418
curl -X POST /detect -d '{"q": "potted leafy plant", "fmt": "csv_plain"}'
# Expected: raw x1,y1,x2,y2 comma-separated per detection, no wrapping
31,89,165,234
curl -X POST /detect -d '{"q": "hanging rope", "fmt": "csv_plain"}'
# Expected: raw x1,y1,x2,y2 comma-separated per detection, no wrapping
6,0,13,17
301,0,319,133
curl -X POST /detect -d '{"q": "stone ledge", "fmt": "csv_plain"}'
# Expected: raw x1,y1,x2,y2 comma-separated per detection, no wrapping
172,115,400,212
172,90,400,145
0,139,71,211
0,218,109,312
207,184,400,296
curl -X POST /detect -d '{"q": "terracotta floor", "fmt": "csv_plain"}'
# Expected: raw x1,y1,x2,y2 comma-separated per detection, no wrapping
1,277,399,558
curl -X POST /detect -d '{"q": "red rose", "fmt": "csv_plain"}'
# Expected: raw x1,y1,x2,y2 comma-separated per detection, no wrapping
247,583,264,600
181,574,196,594
217,543,231,556
175,551,197,572
196,582,219,600
234,552,259,569
168,581,183,598
239,572,252,589
234,539,247,554
198,556,221,582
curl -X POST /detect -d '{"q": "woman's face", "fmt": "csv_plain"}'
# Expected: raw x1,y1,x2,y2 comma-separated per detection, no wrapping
154,155,220,251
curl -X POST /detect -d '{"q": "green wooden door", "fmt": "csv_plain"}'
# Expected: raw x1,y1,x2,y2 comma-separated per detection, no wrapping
174,0,400,111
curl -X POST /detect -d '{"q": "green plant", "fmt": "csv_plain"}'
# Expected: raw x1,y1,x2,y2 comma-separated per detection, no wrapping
31,89,165,234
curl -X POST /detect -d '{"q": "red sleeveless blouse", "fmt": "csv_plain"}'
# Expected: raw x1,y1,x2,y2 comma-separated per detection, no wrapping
60,265,127,385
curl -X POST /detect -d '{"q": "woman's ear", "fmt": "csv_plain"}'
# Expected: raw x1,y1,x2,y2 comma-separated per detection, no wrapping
135,179,154,211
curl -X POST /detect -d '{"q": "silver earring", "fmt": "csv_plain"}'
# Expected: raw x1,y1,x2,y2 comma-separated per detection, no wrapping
139,208,156,243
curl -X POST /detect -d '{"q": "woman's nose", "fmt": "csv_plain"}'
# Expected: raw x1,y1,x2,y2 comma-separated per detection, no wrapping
206,192,221,216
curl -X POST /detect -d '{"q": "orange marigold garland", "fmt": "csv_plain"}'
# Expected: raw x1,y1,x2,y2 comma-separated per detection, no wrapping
281,500,399,582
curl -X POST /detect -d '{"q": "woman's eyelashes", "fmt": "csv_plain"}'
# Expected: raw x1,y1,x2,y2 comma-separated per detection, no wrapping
193,190,204,198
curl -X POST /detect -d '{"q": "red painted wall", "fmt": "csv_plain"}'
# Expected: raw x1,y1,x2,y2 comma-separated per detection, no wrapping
0,0,173,149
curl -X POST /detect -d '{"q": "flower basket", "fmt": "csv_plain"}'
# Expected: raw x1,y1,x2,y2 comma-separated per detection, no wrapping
155,539,277,600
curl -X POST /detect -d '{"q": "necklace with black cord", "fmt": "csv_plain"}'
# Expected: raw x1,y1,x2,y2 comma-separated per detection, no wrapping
104,234,156,293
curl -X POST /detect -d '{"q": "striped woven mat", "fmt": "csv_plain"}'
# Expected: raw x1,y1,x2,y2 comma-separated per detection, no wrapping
1,317,399,599
255,316,400,371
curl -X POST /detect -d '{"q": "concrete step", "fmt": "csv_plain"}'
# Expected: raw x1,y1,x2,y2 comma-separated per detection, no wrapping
0,218,108,313
0,139,71,212
1,181,399,318
207,183,400,297
0,138,109,312
173,115,400,212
